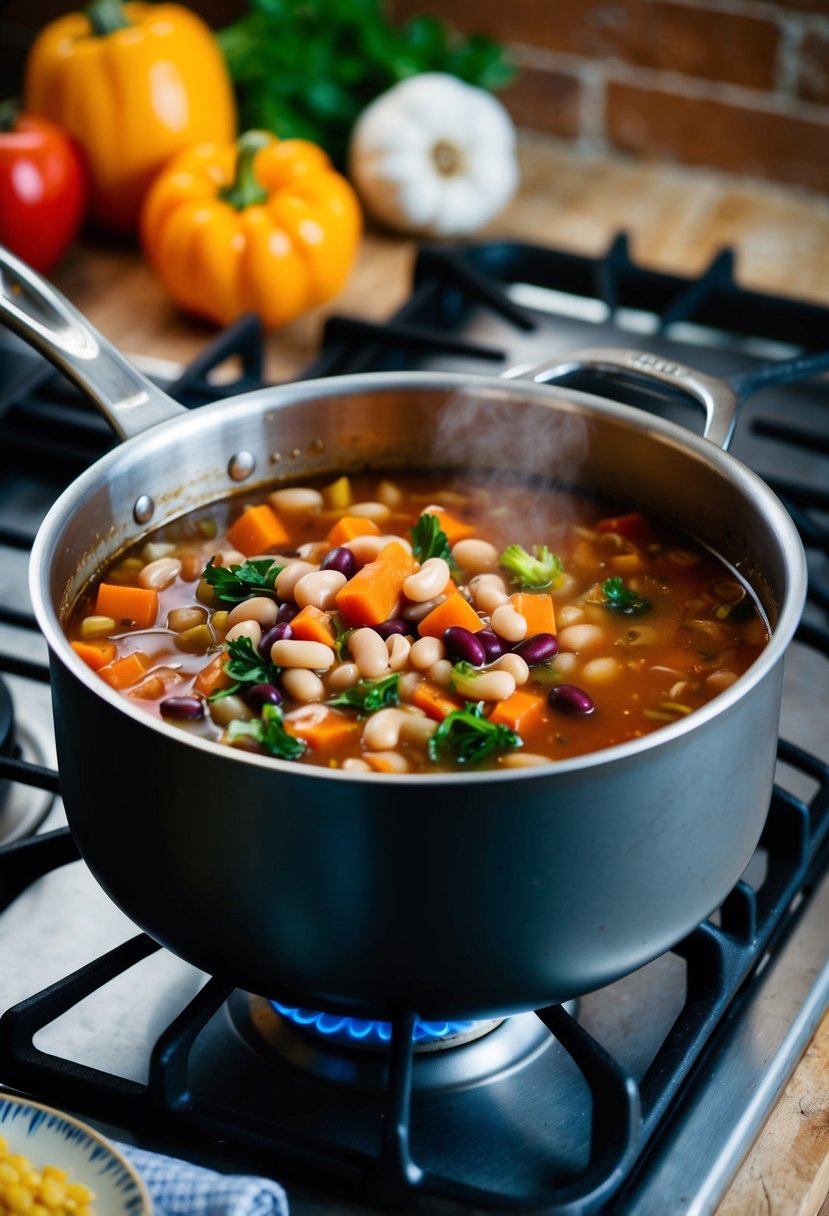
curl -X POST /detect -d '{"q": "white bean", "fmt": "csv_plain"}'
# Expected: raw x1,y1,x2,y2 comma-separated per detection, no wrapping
362,707,407,750
490,604,527,642
451,538,499,574
348,501,391,523
270,639,335,670
492,652,530,685
398,712,437,747
499,752,550,769
410,636,445,670
376,480,403,508
267,487,323,514
217,549,247,567
403,595,446,622
325,662,361,692
387,634,411,671
226,620,263,646
227,596,279,629
551,572,578,599
558,623,606,652
470,574,509,614
428,659,454,688
556,604,585,627
275,561,318,601
294,569,346,610
365,750,410,773
553,652,578,675
345,535,385,564
281,668,325,702
138,557,181,590
451,668,515,701
397,672,423,701
141,542,177,562
403,557,450,603
706,669,739,693
209,695,253,726
80,615,116,638
349,627,390,679
581,657,621,683
342,757,372,772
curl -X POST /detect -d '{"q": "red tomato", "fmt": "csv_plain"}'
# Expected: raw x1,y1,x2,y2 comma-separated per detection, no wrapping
0,107,86,273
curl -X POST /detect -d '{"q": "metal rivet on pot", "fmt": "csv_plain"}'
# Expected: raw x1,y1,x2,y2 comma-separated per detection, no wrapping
311,438,324,452
133,495,154,524
229,451,256,481
270,452,282,464
290,447,301,460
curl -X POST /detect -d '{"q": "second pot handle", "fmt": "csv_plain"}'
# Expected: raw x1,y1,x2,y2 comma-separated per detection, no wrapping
510,347,739,450
0,244,187,442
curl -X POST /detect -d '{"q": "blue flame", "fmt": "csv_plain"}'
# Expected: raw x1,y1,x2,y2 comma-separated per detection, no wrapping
272,1002,483,1048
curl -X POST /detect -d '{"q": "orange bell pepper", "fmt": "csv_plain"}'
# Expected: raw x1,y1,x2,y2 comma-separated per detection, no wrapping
24,0,235,232
140,130,362,329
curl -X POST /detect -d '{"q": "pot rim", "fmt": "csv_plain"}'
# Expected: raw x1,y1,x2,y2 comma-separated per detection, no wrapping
29,368,808,785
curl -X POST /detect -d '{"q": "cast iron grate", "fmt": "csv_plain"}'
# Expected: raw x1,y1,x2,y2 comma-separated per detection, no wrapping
0,236,828,1211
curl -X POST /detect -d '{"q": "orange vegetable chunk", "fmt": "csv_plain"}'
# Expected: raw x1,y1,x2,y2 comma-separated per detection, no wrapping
509,592,556,637
326,515,381,546
420,506,476,546
283,709,360,751
335,541,415,627
227,504,290,556
412,680,464,721
98,652,151,690
290,605,337,645
489,689,546,733
71,640,116,671
193,653,236,697
417,592,484,639
95,582,159,630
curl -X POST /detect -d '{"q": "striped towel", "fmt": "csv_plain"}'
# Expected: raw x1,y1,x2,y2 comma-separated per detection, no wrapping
118,1144,289,1216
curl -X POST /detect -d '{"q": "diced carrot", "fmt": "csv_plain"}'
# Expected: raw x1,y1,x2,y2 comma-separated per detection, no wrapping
193,653,235,697
596,512,656,548
290,605,337,646
609,553,645,575
326,515,381,546
489,689,546,733
417,592,484,639
335,541,415,627
412,680,464,721
283,709,360,751
227,504,290,557
71,640,116,671
421,506,475,546
95,583,158,630
128,675,166,700
98,651,151,690
510,592,556,637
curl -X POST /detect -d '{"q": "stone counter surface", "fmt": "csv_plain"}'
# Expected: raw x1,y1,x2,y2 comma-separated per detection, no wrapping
42,135,829,1216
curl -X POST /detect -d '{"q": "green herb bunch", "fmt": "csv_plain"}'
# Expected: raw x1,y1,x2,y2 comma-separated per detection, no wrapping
217,0,515,167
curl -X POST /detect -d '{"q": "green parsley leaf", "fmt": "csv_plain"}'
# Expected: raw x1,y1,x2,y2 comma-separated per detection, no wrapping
227,703,306,760
601,576,652,615
201,557,283,604
329,673,400,716
410,513,455,566
224,636,281,687
499,544,563,590
427,701,522,767
332,615,355,662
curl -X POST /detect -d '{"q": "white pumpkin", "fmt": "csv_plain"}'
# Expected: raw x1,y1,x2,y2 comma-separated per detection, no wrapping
348,72,519,238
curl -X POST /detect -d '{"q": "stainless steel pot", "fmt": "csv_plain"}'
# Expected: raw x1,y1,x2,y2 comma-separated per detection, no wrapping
1,247,807,1020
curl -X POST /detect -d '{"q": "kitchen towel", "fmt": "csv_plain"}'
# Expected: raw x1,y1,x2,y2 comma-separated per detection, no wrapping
118,1143,289,1216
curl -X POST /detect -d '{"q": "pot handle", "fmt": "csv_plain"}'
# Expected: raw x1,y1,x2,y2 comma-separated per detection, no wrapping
0,244,187,441
509,347,739,450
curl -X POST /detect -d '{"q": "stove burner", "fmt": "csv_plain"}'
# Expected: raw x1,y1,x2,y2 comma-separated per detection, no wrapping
0,678,54,844
270,1001,502,1051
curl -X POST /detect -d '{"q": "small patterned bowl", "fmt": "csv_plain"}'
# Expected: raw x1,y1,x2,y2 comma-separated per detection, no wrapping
0,1092,151,1214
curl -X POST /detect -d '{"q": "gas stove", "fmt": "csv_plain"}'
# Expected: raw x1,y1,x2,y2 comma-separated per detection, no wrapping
0,239,827,1215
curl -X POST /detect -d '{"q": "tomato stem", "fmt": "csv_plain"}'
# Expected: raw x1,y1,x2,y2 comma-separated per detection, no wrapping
219,131,270,210
85,0,132,36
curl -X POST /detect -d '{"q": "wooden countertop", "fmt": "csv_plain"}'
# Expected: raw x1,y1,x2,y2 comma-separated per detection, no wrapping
47,133,829,1216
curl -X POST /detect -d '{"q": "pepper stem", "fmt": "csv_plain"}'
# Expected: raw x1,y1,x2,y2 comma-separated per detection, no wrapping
0,99,21,134
218,131,271,211
85,0,132,35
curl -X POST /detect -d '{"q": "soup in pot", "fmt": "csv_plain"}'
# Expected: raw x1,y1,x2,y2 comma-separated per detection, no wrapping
66,470,769,773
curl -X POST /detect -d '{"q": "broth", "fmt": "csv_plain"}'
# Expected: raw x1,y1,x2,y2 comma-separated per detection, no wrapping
66,471,769,773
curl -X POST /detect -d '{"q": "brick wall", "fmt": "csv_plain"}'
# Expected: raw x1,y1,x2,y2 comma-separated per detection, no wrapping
390,0,829,194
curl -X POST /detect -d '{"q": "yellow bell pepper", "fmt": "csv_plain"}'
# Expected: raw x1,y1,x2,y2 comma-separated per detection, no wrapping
140,130,362,330
24,0,236,233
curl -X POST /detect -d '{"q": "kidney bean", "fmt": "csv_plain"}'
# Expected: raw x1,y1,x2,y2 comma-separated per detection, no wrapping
442,626,486,667
160,696,204,720
277,602,300,624
371,617,410,640
476,629,507,662
513,633,559,664
548,684,595,715
259,622,293,659
245,683,283,711
320,546,357,580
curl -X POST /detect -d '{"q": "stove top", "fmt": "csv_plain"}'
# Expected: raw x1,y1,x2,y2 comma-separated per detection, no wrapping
0,238,827,1215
